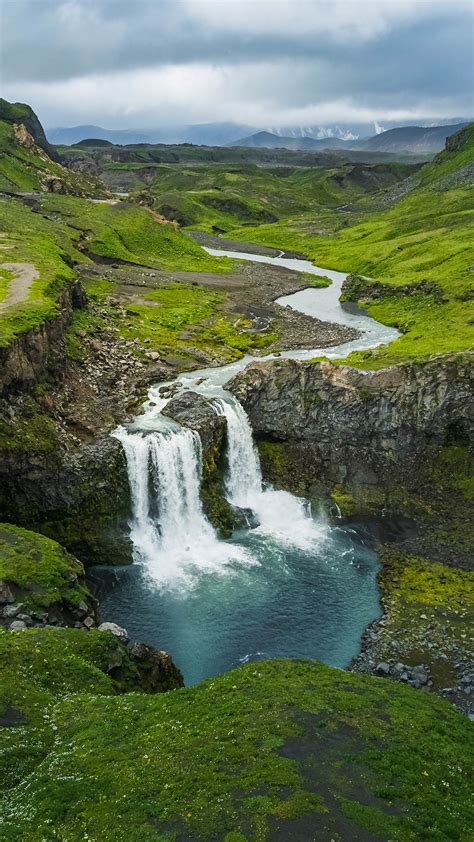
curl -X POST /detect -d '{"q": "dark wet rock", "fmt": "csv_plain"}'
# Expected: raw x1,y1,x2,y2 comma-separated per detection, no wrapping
0,581,15,604
130,642,184,692
227,353,473,563
9,619,27,631
162,391,225,452
230,505,260,530
0,434,133,566
1,603,24,618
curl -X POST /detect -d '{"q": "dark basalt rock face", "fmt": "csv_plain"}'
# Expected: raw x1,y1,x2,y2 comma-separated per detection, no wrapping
0,280,87,395
227,354,473,524
130,642,185,692
162,390,226,452
0,434,133,567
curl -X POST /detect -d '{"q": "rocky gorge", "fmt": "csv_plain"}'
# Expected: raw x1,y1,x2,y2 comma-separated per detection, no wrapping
0,99,473,839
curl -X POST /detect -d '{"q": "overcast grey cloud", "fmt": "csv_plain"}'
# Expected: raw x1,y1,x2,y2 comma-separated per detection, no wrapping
0,0,472,129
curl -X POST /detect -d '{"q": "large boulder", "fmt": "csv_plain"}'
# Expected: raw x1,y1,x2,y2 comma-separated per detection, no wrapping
161,390,226,452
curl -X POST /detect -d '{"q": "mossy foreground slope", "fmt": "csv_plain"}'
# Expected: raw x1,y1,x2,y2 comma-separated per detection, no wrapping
1,637,472,842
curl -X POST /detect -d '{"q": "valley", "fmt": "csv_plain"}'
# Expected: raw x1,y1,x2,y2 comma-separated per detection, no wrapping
0,98,472,841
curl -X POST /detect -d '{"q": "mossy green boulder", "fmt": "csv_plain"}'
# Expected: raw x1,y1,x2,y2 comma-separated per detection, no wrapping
0,523,94,619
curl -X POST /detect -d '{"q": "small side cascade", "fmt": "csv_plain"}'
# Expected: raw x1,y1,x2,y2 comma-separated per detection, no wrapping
214,397,262,507
215,395,327,552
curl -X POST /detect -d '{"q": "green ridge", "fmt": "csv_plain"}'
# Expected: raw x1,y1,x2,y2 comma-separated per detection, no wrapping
1,646,472,841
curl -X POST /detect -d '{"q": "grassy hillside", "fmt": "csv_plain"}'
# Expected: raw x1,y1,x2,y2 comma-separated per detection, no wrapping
97,160,418,233
1,638,471,841
0,106,106,197
227,124,474,368
0,193,231,347
0,523,92,613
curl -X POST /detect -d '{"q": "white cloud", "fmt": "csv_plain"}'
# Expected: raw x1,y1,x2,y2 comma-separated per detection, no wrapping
4,60,471,129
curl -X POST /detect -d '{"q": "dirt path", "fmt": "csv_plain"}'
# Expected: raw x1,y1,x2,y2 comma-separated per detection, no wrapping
0,262,39,311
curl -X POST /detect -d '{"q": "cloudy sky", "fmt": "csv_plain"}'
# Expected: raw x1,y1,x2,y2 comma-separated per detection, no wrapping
1,0,473,129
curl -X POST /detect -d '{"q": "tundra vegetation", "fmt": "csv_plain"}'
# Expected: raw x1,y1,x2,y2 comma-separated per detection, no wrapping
0,100,472,841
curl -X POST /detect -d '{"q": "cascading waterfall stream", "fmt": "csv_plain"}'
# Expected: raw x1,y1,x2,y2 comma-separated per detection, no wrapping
99,247,388,681
113,423,252,588
215,398,262,506
216,397,326,551
115,389,327,588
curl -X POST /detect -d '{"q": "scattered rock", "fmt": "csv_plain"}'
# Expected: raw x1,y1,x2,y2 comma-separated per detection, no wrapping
83,616,96,629
0,581,15,604
376,662,391,675
98,621,129,644
9,620,27,631
130,642,184,692
1,603,25,619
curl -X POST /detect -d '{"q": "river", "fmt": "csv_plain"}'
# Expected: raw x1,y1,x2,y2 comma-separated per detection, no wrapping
95,248,399,685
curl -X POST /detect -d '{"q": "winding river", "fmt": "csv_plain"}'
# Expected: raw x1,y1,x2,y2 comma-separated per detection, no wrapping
96,248,400,685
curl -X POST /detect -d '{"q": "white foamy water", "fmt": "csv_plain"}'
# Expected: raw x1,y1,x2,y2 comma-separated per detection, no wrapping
113,424,251,589
216,397,327,552
113,247,398,589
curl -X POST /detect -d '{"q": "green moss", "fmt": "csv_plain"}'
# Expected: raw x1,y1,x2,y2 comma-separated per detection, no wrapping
0,523,91,611
226,124,474,368
380,550,474,610
366,547,474,695
200,445,236,538
330,486,358,517
0,397,59,458
1,655,472,841
257,440,291,487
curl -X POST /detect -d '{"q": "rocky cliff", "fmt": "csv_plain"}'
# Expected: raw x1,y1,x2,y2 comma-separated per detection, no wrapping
0,280,86,395
0,277,133,565
228,354,473,548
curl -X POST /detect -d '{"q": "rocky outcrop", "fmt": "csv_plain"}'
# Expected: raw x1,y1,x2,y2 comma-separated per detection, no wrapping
0,98,59,161
129,641,184,692
0,434,132,566
0,522,99,630
162,390,226,453
227,354,473,506
0,280,87,395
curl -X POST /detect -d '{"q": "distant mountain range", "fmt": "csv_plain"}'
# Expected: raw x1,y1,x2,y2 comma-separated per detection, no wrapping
46,119,471,151
230,131,351,151
231,124,469,154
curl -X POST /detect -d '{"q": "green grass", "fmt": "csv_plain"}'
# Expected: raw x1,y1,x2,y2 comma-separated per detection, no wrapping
0,195,78,346
1,648,472,841
0,267,14,303
0,193,232,347
0,522,91,612
0,118,105,196
38,194,232,272
101,160,417,234
227,124,474,368
120,281,276,362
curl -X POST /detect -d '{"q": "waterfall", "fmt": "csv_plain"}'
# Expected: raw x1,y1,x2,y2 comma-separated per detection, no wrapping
215,398,262,507
113,424,250,587
215,397,327,552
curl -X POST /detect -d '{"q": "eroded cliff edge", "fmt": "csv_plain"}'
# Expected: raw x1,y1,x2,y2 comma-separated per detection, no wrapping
227,354,473,559
228,354,474,711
